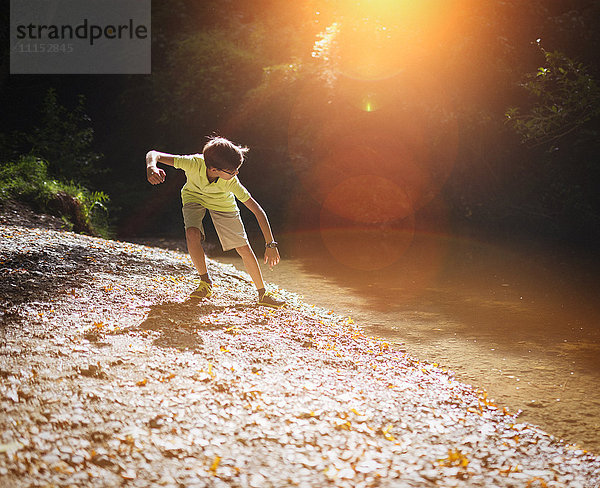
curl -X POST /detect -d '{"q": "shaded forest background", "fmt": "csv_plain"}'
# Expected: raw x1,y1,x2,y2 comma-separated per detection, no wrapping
1,0,599,253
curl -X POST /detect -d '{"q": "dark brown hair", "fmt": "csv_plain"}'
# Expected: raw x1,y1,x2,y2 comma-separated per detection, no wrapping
203,136,248,171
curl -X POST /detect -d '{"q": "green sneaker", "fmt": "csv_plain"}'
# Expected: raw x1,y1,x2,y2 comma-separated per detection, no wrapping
190,281,212,299
258,291,285,309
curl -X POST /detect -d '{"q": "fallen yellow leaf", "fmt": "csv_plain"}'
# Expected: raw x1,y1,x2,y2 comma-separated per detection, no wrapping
210,456,221,474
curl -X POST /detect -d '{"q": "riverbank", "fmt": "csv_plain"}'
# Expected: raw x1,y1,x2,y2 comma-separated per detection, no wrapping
1,215,600,486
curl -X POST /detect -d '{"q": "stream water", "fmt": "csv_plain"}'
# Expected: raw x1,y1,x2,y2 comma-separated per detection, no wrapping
211,230,600,454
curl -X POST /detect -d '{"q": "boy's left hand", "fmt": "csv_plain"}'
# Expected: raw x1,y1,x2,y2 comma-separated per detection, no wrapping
264,247,280,269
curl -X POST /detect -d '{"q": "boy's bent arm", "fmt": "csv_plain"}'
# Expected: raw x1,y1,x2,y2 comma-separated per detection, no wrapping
242,197,281,267
146,150,177,167
145,150,178,185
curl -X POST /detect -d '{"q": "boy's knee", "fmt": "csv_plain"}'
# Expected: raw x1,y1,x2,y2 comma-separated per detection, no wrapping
186,227,203,241
235,244,252,256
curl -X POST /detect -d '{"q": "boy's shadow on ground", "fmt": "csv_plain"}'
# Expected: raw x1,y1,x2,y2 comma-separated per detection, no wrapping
135,299,251,351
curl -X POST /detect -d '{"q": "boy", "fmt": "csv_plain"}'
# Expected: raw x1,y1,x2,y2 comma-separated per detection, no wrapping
145,136,285,308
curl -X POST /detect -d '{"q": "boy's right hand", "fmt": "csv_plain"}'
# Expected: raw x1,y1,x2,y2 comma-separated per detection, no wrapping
147,166,166,185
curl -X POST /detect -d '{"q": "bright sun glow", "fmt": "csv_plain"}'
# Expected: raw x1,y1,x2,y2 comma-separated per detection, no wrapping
298,0,460,269
312,0,452,81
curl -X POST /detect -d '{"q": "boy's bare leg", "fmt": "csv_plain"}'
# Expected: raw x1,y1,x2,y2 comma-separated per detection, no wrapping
186,227,208,275
236,244,285,308
235,244,264,290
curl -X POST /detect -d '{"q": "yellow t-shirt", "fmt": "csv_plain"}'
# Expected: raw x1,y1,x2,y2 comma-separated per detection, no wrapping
173,154,251,212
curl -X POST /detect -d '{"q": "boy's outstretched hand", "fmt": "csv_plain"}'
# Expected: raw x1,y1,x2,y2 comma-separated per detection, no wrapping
147,166,166,185
264,247,280,269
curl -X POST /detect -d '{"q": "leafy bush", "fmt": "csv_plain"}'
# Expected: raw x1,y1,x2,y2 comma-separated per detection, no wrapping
0,89,105,185
505,42,600,149
0,155,110,236
25,89,104,183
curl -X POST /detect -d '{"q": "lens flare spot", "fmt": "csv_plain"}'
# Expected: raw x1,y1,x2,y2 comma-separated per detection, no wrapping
361,92,382,112
288,80,458,218
323,176,413,224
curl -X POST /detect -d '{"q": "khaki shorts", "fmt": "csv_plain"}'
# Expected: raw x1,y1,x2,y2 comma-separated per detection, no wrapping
182,202,249,251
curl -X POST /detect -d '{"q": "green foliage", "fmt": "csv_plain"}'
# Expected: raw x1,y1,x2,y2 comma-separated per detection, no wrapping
23,88,104,183
156,29,263,131
502,41,600,240
0,155,54,204
505,42,600,149
0,155,110,236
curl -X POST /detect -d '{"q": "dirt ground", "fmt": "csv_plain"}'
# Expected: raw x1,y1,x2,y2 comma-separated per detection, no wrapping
1,201,600,487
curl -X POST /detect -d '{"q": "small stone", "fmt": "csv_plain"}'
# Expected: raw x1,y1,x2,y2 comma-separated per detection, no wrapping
122,469,137,480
